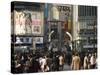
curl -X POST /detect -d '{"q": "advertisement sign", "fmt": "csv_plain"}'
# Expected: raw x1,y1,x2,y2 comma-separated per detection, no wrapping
14,10,26,35
13,10,44,35
31,12,44,35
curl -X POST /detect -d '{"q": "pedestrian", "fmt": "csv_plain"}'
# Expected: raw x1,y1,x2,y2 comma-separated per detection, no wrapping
24,55,31,73
47,57,52,71
87,53,91,69
32,57,40,72
44,56,50,72
39,56,47,72
52,55,56,71
15,59,23,73
83,53,88,69
28,55,33,73
95,52,97,68
55,55,60,71
59,54,64,71
90,53,96,69
71,52,80,70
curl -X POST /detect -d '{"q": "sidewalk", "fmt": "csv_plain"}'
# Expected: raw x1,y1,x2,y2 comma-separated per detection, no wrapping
63,63,71,70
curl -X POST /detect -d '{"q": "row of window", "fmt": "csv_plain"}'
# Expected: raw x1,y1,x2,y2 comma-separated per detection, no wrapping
78,6,97,16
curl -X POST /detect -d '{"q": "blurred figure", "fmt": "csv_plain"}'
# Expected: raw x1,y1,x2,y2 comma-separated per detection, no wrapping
88,53,91,69
95,53,97,68
71,52,80,70
51,55,56,71
44,56,50,72
83,53,88,69
52,54,59,71
39,56,47,72
32,57,40,72
90,53,96,69
55,55,60,71
59,54,64,71
24,57,31,73
15,59,23,73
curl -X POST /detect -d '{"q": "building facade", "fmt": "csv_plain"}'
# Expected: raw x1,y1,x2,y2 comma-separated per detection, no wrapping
78,6,97,52
45,4,73,51
11,2,45,53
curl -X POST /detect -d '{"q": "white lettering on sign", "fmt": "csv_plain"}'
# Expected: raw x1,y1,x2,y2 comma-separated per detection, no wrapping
58,6,70,12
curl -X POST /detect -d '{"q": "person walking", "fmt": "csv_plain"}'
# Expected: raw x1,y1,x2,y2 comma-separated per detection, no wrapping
83,53,88,69
52,54,59,71
15,59,23,73
59,54,64,71
87,53,91,69
24,58,31,73
71,52,80,70
39,56,47,72
44,56,50,72
90,53,96,69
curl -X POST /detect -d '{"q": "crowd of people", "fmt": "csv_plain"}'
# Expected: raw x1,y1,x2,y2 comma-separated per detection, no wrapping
83,52,97,69
71,51,97,70
12,49,97,73
12,51,65,73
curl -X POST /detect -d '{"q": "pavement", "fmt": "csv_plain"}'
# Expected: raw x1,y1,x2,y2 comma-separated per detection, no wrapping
63,63,71,71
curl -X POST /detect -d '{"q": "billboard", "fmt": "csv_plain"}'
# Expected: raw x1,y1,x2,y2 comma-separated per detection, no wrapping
31,12,44,35
13,10,44,35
